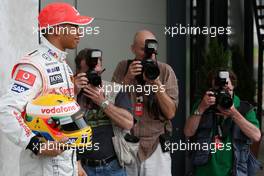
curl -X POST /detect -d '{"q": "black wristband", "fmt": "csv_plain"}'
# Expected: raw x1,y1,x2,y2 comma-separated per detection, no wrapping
26,136,41,155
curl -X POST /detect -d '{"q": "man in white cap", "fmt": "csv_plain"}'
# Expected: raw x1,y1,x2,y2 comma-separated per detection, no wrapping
0,2,93,176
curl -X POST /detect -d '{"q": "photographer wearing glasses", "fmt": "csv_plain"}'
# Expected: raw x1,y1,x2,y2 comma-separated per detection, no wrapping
184,69,261,176
112,30,179,176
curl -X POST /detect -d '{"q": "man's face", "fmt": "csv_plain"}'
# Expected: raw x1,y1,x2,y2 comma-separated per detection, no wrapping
131,40,145,60
131,32,156,60
225,78,234,95
58,24,81,49
212,77,234,96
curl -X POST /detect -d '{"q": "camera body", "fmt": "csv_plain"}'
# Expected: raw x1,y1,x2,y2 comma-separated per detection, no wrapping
210,71,233,109
136,39,160,83
85,49,102,87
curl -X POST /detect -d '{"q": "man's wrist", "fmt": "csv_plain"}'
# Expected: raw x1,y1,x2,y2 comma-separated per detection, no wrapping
196,105,206,115
123,75,132,84
100,100,110,110
230,108,240,120
151,78,164,94
193,109,203,116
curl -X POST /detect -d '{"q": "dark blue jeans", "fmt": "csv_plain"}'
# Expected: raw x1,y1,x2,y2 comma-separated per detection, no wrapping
82,159,127,176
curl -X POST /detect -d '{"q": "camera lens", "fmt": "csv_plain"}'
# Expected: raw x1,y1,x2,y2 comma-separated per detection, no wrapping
87,70,102,87
216,90,233,109
142,59,160,80
145,64,160,80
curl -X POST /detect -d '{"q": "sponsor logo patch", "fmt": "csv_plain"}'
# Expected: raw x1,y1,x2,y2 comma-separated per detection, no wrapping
66,138,78,144
11,83,29,93
42,53,52,61
47,66,60,74
13,111,31,137
45,62,59,66
41,105,77,114
48,87,74,96
47,49,58,59
15,70,36,86
49,74,63,85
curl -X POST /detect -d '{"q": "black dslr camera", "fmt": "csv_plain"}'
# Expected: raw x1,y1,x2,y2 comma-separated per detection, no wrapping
85,49,102,87
210,71,233,109
136,39,160,83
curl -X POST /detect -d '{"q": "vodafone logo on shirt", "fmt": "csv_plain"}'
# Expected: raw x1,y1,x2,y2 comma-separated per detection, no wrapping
41,105,77,114
15,69,36,86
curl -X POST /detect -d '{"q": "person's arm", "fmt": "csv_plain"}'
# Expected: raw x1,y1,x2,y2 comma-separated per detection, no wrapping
0,64,42,148
77,160,87,176
218,106,261,142
0,64,67,156
184,91,216,137
112,60,142,85
82,85,133,130
150,79,176,119
103,103,133,130
144,65,179,120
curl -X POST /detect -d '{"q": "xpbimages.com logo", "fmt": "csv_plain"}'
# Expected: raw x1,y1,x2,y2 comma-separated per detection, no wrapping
32,141,100,154
165,140,232,154
165,24,232,38
33,24,100,37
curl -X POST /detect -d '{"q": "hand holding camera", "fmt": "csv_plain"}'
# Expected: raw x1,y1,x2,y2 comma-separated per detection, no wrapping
215,104,236,119
198,71,234,117
74,72,88,94
124,60,142,83
198,91,216,113
82,84,105,106
125,39,160,85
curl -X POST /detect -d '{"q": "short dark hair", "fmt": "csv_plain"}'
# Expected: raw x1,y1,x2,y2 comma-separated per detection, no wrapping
75,48,90,72
75,48,102,73
207,68,237,88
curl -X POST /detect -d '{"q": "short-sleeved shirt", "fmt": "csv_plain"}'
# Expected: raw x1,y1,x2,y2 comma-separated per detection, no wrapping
77,84,132,160
112,60,179,161
191,95,259,176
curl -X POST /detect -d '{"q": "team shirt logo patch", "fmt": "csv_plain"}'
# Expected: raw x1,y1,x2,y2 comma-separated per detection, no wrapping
42,53,52,61
45,61,59,66
11,83,29,93
49,74,63,85
47,49,58,59
47,66,60,73
15,69,36,86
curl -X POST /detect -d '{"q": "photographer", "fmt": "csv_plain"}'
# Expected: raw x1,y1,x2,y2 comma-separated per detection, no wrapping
112,30,179,176
74,48,133,176
184,69,261,176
